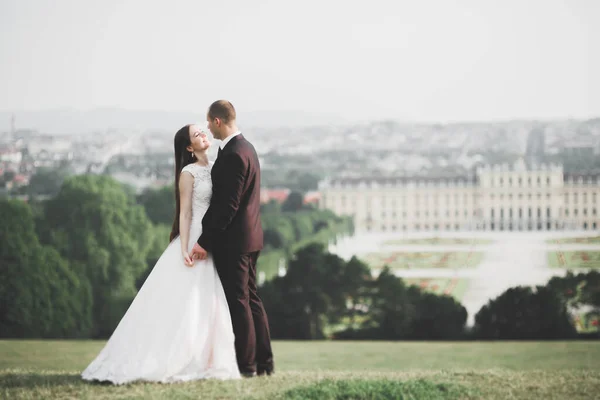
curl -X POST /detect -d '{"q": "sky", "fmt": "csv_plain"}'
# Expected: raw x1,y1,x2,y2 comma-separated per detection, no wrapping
0,0,598,124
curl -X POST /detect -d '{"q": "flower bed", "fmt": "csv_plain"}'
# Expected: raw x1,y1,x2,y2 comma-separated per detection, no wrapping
547,251,600,268
384,237,493,246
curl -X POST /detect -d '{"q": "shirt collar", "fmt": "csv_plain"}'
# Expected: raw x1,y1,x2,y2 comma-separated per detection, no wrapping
220,131,241,150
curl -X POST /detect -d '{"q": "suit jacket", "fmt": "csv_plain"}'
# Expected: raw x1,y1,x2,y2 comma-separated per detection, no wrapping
197,134,264,254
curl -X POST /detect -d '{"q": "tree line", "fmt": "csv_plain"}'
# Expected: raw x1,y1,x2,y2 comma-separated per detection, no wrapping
0,174,351,338
260,243,596,341
1,173,597,340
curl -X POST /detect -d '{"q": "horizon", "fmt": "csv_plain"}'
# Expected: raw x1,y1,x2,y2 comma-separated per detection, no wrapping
0,107,598,134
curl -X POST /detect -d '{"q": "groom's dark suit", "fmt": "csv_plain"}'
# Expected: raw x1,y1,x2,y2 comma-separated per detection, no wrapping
197,134,273,375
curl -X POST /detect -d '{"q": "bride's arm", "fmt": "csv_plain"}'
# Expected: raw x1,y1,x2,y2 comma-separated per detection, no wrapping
179,171,195,265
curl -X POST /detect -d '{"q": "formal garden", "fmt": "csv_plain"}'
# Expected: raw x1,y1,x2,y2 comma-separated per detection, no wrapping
384,237,493,246
361,251,484,270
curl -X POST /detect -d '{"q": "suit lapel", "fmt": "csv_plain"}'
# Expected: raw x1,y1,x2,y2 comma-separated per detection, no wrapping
212,134,244,181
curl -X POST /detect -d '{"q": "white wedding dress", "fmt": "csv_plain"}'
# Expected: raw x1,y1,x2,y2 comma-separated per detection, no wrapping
82,162,240,384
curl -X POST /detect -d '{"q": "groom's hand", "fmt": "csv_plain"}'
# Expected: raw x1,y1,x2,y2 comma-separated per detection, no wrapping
190,243,208,262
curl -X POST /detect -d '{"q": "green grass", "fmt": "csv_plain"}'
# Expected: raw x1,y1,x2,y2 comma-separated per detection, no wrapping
547,236,600,245
547,251,600,268
385,237,493,246
2,340,600,399
362,251,484,270
281,378,471,399
403,278,470,301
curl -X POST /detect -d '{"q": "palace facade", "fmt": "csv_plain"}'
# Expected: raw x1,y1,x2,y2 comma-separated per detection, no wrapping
318,160,600,232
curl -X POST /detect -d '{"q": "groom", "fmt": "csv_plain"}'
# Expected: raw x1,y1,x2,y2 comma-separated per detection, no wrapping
191,100,274,377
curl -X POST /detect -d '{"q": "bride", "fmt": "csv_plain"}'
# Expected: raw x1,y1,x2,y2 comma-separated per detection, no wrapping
82,124,240,384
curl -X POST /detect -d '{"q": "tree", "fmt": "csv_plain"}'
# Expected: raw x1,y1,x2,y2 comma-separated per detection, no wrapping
284,243,339,338
341,256,372,326
260,245,466,341
262,243,348,339
407,289,467,340
294,172,321,193
2,170,16,183
39,175,154,337
546,271,600,335
261,277,312,339
261,214,296,249
137,185,175,226
0,199,92,338
282,191,304,212
27,166,70,198
547,271,600,309
260,200,281,214
263,228,286,249
363,267,415,339
136,224,171,290
289,213,314,241
474,286,576,340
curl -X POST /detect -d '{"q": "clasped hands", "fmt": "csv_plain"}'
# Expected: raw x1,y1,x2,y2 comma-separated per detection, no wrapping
182,243,208,267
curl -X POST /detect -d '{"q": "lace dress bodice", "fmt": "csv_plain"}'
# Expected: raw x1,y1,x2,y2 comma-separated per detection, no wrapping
181,162,213,246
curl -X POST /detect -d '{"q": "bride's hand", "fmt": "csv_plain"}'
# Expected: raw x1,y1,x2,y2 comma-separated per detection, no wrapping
182,249,194,267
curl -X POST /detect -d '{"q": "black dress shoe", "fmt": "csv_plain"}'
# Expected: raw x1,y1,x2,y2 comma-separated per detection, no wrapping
241,371,256,378
257,364,274,376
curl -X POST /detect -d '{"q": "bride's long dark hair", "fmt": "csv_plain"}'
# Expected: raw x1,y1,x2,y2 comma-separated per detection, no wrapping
170,124,195,241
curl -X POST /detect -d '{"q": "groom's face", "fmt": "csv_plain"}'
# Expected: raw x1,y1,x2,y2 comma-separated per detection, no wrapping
206,115,222,140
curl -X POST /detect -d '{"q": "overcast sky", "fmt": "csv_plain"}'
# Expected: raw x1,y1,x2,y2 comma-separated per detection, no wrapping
0,0,598,123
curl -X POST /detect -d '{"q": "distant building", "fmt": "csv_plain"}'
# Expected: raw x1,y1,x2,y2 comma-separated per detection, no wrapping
319,159,600,232
0,147,22,163
303,191,321,206
525,127,546,164
12,174,29,186
562,138,599,159
260,188,290,204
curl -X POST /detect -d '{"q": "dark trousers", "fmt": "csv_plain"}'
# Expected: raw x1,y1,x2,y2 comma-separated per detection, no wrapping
213,250,273,373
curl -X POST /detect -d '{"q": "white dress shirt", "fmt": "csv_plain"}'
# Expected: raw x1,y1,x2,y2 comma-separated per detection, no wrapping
220,131,241,150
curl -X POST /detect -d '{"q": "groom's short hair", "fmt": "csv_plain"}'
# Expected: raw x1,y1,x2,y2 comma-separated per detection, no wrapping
208,100,236,123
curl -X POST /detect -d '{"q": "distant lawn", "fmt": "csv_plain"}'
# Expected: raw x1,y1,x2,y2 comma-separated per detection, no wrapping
403,278,470,301
1,340,600,399
362,251,483,269
547,251,600,268
547,236,600,245
385,237,493,246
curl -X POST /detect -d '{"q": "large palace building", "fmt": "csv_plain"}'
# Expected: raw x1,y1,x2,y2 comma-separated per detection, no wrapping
318,160,600,232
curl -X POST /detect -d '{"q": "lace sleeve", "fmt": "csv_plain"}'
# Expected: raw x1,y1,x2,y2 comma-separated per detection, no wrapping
181,164,196,178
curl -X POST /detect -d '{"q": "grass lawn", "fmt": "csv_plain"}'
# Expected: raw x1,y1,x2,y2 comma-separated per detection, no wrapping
362,251,484,270
385,237,493,246
547,251,600,268
547,236,600,245
1,340,599,399
403,278,470,301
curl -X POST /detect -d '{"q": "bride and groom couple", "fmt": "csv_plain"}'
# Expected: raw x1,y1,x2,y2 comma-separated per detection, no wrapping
82,100,274,384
